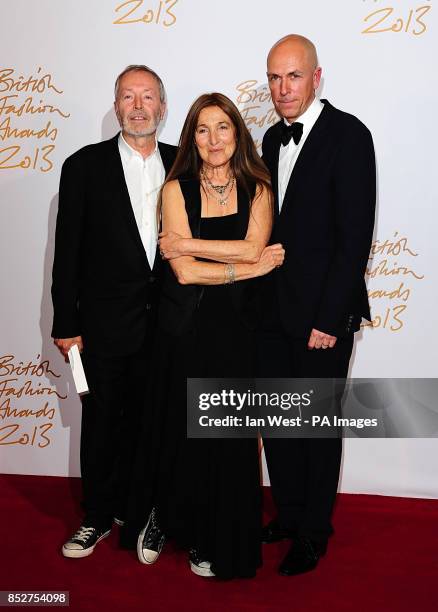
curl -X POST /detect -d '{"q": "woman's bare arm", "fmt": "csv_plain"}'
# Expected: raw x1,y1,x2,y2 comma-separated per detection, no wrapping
161,181,283,285
159,183,274,264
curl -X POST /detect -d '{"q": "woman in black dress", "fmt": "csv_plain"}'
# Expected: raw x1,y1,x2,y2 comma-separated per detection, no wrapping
127,93,284,579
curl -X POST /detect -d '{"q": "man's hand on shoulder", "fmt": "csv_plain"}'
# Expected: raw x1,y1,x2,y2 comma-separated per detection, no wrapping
54,336,83,361
308,329,337,350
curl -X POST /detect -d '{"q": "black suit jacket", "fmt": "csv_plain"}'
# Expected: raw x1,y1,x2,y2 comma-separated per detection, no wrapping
51,134,177,356
261,99,376,338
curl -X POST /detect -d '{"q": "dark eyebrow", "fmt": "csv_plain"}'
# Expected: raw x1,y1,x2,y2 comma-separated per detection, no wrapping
196,121,230,128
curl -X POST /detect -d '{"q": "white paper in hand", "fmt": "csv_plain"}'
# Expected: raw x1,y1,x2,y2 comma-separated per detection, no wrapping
68,344,89,395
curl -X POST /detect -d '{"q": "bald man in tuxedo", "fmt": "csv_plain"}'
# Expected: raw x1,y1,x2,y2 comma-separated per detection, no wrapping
259,35,376,575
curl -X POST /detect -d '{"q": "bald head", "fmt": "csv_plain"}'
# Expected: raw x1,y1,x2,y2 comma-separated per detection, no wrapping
268,34,318,71
266,34,322,123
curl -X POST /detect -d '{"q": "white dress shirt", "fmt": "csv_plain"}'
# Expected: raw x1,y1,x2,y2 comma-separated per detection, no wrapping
278,97,324,211
118,133,165,268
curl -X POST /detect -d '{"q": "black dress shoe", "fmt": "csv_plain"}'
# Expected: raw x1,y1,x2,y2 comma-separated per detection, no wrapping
278,537,327,576
261,519,294,544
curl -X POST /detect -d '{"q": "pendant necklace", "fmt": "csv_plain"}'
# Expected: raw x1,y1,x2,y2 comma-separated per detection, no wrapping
201,169,235,206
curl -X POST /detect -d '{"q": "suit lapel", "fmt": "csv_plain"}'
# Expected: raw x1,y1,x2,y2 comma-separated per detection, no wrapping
158,141,175,176
105,134,151,269
280,100,332,215
156,141,178,270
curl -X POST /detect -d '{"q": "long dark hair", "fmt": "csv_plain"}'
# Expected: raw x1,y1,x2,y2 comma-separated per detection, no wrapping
165,92,272,207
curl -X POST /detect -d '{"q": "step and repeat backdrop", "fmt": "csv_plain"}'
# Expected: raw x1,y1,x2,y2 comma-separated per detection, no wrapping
1,0,437,497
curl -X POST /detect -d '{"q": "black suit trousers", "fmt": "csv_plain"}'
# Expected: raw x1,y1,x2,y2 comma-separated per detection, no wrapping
258,330,354,543
80,344,152,528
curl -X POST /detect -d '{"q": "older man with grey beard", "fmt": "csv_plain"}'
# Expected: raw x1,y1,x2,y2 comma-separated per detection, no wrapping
51,65,177,559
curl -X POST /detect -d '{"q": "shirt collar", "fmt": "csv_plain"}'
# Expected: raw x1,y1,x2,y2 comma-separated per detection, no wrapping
284,97,323,132
118,132,159,162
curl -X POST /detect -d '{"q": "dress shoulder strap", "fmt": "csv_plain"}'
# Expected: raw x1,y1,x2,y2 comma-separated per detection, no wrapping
177,176,202,238
178,176,201,211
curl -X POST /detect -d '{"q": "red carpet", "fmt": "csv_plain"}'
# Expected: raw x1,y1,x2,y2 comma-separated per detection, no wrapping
1,475,437,612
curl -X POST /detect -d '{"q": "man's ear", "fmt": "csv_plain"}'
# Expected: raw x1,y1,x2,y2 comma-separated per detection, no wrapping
160,102,167,121
114,100,120,123
313,67,322,90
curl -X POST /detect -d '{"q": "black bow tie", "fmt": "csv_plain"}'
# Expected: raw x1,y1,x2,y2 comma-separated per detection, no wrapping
280,121,303,146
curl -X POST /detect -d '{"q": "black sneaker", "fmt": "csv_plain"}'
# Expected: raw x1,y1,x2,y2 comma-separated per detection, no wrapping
137,507,165,564
189,549,215,578
62,525,111,559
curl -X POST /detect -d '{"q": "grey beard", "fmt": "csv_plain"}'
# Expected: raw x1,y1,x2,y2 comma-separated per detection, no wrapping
121,116,160,138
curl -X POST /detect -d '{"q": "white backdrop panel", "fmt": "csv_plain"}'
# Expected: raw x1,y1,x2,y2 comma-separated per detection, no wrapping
1,0,437,497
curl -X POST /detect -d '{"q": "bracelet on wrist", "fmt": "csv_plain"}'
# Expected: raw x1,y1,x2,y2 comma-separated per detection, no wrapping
224,263,235,284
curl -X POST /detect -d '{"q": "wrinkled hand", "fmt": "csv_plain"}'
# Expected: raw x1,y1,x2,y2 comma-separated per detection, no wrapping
307,329,337,350
54,336,83,362
257,243,285,276
158,231,184,260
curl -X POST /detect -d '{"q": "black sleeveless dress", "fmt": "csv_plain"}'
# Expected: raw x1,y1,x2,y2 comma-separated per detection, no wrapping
125,178,262,579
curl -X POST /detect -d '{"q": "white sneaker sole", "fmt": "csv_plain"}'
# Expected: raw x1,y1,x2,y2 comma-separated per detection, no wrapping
190,561,215,578
137,522,164,565
62,530,111,559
